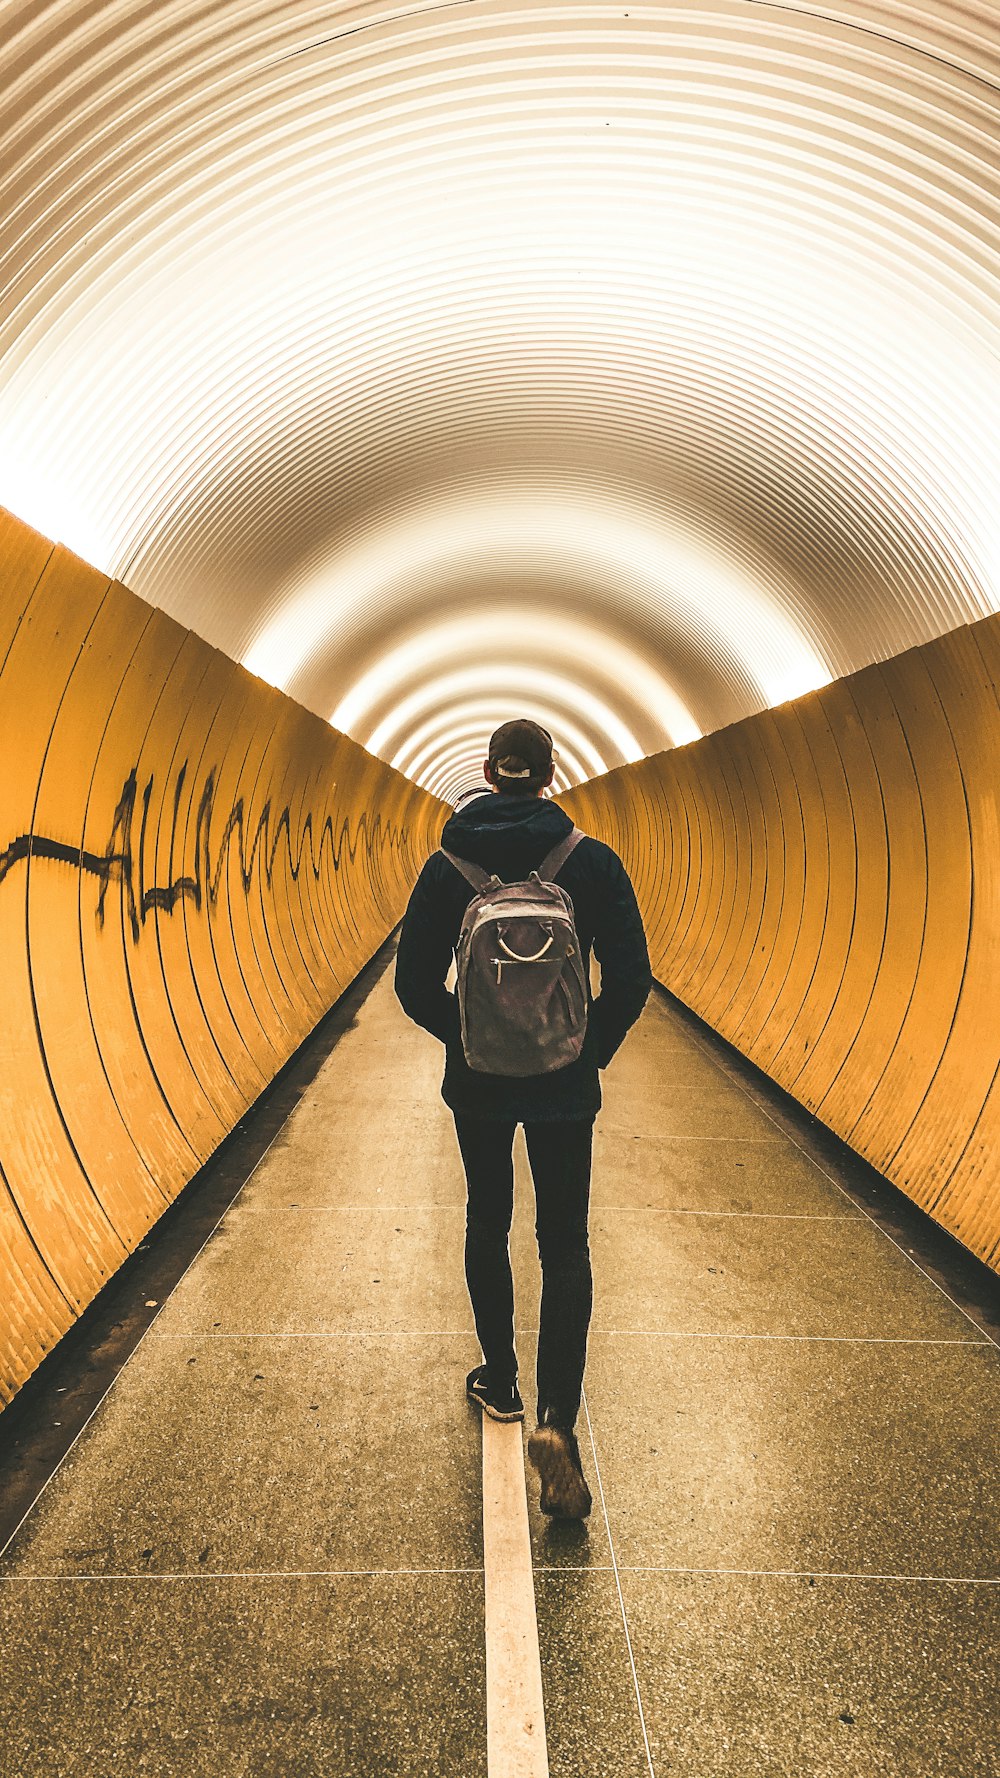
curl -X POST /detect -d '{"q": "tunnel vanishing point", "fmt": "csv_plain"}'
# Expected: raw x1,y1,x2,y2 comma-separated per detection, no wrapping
1,4,999,1776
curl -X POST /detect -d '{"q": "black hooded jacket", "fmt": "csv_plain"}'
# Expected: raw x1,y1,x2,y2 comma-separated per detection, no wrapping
394,791,653,1121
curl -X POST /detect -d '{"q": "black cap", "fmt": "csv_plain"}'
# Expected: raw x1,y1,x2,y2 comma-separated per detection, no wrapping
488,718,554,788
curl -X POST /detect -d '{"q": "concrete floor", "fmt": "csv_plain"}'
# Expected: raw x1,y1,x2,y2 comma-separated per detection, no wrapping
1,956,998,1776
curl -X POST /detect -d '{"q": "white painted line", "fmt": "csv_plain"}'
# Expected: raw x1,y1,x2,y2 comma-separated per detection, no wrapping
595,1208,862,1219
233,1203,465,1212
148,1329,476,1339
146,1329,993,1345
481,1417,549,1778
5,1561,995,1587
620,1564,1000,1586
0,1566,484,1583
595,1330,992,1346
582,1390,656,1777
595,1131,784,1143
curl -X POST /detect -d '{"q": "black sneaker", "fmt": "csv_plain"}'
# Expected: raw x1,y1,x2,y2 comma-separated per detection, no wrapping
466,1365,524,1423
527,1422,592,1518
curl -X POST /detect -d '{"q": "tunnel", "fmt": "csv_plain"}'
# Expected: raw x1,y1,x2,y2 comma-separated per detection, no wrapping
1,1,998,1772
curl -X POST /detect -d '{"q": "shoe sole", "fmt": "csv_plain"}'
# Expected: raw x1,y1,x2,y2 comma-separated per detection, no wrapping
466,1384,524,1424
527,1425,593,1518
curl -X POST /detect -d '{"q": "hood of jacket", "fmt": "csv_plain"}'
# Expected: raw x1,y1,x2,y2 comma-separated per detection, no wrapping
440,791,574,881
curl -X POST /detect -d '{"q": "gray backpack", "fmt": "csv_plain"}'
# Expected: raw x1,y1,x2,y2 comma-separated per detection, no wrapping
440,828,588,1075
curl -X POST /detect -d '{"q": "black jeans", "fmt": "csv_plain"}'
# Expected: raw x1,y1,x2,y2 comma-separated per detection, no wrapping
453,1114,595,1430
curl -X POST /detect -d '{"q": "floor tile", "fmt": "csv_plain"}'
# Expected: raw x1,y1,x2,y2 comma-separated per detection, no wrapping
242,1102,464,1208
598,1083,783,1141
0,1335,483,1577
152,1205,473,1334
619,994,694,1050
602,1039,729,1095
256,1083,451,1166
590,1131,861,1216
8,934,999,1778
587,1210,983,1338
242,969,453,1200
535,1571,650,1778
621,1569,999,1778
0,1572,486,1777
585,1335,1000,1577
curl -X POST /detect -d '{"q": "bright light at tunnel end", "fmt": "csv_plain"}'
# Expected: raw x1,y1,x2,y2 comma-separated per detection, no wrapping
241,480,835,796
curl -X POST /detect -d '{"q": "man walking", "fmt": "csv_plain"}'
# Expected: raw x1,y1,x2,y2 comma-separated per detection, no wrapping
394,719,652,1518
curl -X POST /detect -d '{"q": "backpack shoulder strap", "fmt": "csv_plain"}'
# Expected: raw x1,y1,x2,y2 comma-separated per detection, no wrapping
536,826,585,883
439,847,493,893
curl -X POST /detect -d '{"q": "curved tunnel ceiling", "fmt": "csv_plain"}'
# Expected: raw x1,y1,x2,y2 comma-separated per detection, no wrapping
2,1,1000,801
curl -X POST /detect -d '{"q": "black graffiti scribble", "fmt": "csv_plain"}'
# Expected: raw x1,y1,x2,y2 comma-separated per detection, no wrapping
0,761,419,944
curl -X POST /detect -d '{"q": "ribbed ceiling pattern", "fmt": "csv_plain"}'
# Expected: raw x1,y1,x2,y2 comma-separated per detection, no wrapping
3,1,999,802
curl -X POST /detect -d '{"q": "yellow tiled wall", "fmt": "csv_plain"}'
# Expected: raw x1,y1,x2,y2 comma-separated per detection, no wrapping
563,617,1000,1273
0,510,447,1406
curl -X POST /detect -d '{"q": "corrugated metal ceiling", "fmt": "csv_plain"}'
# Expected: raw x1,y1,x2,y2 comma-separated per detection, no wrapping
2,1,999,800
